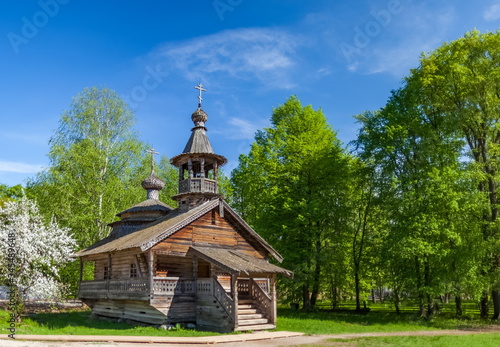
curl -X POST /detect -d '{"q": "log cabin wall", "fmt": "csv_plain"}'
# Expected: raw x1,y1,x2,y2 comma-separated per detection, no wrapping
155,254,192,277
152,210,266,260
85,249,147,281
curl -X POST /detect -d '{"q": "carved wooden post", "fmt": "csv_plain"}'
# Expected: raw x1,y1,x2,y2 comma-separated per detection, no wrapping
79,258,83,282
106,253,112,294
214,162,218,193
271,274,277,325
149,249,154,299
193,255,198,295
188,158,193,178
231,274,238,330
200,158,205,178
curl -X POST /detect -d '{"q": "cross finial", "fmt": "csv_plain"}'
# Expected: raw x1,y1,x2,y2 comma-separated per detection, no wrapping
194,83,206,108
146,148,159,172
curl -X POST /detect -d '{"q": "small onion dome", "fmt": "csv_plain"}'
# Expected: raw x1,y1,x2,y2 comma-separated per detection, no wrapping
141,172,165,191
192,107,208,127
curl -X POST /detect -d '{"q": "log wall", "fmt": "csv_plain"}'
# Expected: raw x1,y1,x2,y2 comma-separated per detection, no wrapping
152,211,265,259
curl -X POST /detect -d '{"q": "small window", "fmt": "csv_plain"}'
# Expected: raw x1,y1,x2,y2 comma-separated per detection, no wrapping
130,263,138,278
103,266,110,280
211,210,216,225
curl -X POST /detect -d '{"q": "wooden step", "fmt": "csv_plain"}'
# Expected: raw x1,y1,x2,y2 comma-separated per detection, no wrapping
237,304,254,309
238,308,258,314
238,313,263,320
237,318,269,326
235,323,276,332
238,299,254,304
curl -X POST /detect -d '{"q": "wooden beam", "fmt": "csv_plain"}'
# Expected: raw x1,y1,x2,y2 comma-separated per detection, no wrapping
231,274,238,330
271,274,277,325
79,258,83,282
149,249,154,299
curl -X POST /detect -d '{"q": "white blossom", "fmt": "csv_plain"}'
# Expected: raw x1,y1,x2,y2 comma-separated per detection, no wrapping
0,196,76,300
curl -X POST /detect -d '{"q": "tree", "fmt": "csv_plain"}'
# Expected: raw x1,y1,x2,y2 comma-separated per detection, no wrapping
354,83,485,316
406,30,500,318
28,87,149,248
0,195,76,319
232,96,351,309
0,184,23,207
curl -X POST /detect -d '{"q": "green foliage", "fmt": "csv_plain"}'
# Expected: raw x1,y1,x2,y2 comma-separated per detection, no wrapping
25,87,178,294
0,183,24,207
232,96,352,309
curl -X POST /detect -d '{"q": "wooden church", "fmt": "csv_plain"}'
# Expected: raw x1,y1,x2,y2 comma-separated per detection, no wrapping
76,85,292,332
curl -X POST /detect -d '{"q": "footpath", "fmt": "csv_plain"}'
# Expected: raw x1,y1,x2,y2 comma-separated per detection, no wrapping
2,329,500,346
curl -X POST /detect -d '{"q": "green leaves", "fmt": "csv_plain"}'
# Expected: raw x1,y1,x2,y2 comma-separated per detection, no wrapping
232,96,351,308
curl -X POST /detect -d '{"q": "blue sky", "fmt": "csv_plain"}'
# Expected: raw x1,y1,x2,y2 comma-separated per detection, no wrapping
1,0,500,186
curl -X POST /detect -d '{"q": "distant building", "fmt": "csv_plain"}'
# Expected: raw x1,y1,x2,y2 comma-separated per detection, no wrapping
76,85,292,332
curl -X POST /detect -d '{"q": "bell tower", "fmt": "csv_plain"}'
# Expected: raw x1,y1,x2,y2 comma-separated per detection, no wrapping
170,84,227,211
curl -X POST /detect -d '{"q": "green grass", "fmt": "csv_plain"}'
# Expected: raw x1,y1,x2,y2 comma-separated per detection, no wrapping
276,308,498,334
2,304,500,338
0,308,219,337
325,334,500,347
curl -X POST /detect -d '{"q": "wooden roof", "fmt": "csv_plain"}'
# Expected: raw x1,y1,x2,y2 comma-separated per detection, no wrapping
116,199,173,217
76,199,282,262
188,246,292,277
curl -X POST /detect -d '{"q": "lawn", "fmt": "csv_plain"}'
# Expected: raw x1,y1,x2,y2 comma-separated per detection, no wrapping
326,334,500,347
1,304,500,338
0,308,219,337
275,307,497,334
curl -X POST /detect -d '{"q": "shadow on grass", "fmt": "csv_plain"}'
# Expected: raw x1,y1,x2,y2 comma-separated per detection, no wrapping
27,309,140,331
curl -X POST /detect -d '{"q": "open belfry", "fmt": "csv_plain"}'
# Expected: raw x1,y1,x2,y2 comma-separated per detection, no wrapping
76,85,292,332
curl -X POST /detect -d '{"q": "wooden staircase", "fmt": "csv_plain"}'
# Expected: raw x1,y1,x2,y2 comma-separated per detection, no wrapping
235,297,275,331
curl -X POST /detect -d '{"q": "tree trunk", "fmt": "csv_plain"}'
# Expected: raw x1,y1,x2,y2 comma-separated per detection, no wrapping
355,270,361,311
455,295,463,317
310,240,322,309
415,256,425,316
394,289,401,314
480,291,489,319
302,284,311,311
492,289,500,320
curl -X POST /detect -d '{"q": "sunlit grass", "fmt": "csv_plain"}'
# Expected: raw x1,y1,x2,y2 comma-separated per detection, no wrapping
331,333,500,347
276,307,498,334
0,308,219,336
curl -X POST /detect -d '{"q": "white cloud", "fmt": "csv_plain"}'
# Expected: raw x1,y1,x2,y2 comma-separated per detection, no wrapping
227,117,263,140
484,4,500,21
345,3,457,77
154,28,299,89
0,161,44,174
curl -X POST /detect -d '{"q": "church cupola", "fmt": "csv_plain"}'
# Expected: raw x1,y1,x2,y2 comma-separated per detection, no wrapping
170,83,227,212
141,148,165,200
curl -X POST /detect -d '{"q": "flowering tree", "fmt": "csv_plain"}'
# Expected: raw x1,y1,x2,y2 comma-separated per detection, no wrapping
0,195,76,318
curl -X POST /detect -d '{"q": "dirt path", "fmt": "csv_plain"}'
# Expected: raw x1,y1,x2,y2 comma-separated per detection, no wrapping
3,329,500,347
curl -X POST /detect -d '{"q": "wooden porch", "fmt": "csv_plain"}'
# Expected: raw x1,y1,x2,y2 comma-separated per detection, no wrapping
79,276,276,331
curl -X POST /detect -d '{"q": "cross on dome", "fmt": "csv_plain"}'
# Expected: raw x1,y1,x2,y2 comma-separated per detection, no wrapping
146,148,159,172
194,83,206,107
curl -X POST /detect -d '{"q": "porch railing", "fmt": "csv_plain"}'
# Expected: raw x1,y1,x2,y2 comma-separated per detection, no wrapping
79,278,149,299
249,278,274,324
238,278,269,295
153,277,196,295
178,178,217,194
197,278,234,323
79,278,197,299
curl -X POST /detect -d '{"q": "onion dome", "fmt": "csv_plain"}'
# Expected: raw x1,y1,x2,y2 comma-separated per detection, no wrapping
142,172,165,200
192,107,208,128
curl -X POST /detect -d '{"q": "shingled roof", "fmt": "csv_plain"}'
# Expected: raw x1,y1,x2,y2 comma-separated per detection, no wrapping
188,246,292,277
76,198,282,262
